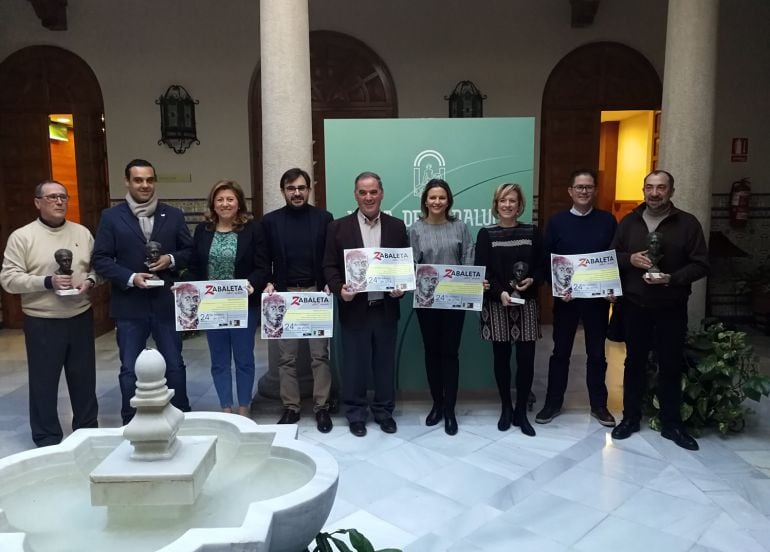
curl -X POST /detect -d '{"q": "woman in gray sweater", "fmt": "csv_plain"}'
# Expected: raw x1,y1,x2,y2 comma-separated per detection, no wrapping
409,179,473,435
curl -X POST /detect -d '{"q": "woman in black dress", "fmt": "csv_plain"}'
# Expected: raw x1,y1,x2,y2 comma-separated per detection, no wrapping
475,183,542,436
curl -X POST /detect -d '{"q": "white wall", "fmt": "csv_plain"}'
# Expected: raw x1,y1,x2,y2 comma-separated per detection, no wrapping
0,0,260,199
1,0,767,201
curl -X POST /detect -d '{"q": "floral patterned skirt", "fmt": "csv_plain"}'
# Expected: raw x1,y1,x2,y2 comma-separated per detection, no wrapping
480,298,540,343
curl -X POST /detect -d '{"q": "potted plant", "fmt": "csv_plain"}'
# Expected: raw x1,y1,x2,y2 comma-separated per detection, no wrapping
311,529,401,552
644,318,770,434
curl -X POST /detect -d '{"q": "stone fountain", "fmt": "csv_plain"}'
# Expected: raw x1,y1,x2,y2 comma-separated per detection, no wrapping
0,349,338,552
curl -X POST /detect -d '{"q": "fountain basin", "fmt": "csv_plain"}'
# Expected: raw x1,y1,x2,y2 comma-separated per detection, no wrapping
0,413,338,552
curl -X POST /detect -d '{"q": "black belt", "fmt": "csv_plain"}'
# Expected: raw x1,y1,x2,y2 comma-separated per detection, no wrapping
368,299,385,308
288,280,316,288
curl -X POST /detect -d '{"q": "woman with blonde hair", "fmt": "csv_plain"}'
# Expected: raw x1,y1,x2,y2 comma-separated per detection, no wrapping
474,183,543,436
187,180,269,415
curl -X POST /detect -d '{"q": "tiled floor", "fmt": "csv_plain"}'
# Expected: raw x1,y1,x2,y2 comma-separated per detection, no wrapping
1,325,769,551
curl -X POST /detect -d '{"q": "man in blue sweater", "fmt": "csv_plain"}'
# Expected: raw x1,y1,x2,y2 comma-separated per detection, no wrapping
536,170,617,427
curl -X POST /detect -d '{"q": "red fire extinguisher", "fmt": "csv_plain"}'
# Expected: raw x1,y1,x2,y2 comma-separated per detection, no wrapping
729,177,751,228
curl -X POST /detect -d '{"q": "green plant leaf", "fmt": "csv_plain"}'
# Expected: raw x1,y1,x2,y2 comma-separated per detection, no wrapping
686,383,703,399
649,416,661,432
652,395,660,409
313,534,333,552
329,536,354,552
680,403,693,421
348,529,376,552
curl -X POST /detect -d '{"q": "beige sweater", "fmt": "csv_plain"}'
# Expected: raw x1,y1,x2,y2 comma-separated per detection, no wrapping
0,219,99,318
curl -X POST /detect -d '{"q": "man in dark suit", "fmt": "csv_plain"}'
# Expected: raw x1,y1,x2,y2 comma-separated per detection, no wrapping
92,159,193,424
323,171,408,437
262,168,335,432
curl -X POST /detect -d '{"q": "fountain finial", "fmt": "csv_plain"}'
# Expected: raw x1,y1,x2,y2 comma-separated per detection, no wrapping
123,348,184,460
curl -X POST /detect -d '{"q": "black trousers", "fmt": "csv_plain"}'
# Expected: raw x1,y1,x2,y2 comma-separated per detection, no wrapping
622,300,687,427
340,305,398,423
416,309,466,412
23,309,98,446
545,298,610,409
492,340,536,412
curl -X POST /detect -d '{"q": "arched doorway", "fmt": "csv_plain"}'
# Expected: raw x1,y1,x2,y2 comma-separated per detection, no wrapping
538,42,661,321
539,42,662,225
249,30,398,216
0,45,111,333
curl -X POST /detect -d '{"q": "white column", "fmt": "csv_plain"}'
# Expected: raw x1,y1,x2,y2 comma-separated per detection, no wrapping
260,0,313,211
257,0,316,402
658,0,719,325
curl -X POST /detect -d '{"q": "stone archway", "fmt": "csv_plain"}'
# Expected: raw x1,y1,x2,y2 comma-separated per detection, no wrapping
0,45,111,332
249,30,398,216
539,41,662,225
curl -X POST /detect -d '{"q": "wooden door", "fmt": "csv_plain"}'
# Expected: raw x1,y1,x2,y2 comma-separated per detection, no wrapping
0,46,111,333
0,113,51,327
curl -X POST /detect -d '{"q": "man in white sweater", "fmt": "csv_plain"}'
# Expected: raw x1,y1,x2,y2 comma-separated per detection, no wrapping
0,180,100,447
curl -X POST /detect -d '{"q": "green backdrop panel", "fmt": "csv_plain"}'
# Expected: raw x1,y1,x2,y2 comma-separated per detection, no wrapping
325,117,535,390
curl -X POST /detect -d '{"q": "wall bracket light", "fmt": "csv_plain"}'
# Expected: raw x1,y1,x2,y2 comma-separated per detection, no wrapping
156,85,200,154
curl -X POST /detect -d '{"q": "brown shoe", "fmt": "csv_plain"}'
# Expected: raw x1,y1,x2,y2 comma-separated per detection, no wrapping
590,407,617,427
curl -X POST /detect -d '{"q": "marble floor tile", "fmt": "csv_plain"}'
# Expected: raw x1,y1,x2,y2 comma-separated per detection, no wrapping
402,532,454,552
411,426,491,457
415,460,513,504
366,482,465,536
645,465,714,505
614,487,722,541
542,466,640,512
430,503,503,543
697,512,768,552
463,517,568,552
573,515,694,552
335,460,410,509
577,443,669,486
460,442,533,481
498,489,607,546
735,450,770,470
366,441,454,482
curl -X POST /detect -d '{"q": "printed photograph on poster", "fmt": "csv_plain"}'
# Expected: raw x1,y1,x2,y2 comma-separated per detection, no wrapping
174,279,249,331
261,292,334,340
413,264,486,311
343,247,416,292
551,250,622,299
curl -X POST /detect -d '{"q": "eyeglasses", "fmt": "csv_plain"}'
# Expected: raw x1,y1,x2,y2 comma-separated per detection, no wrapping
37,194,69,202
571,185,596,193
284,185,308,193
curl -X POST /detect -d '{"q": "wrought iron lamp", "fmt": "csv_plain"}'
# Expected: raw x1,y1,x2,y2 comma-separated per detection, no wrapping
156,85,200,154
445,80,486,118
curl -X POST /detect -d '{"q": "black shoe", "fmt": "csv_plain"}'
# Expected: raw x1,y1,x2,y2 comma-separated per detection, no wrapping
497,406,513,431
590,407,617,427
444,414,458,436
661,426,699,451
349,421,367,437
315,410,333,433
535,404,561,424
277,409,300,424
425,405,443,426
378,417,398,434
513,411,536,437
611,418,640,440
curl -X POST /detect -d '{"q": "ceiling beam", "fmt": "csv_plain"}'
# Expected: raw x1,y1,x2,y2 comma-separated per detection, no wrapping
28,0,68,31
570,0,600,28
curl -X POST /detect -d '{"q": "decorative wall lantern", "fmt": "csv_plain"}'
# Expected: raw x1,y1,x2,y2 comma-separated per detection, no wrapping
156,85,200,154
444,80,486,118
